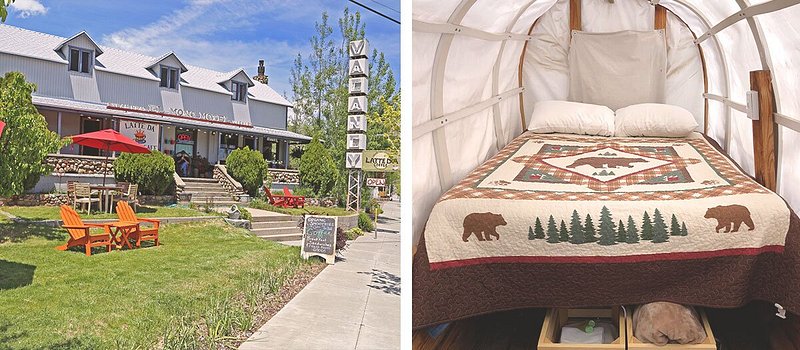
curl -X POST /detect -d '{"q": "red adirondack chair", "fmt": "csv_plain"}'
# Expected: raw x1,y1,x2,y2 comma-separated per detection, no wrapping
283,186,305,208
264,186,290,208
56,205,113,256
116,201,160,247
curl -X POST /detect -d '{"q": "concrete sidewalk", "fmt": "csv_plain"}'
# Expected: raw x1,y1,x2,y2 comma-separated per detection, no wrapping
238,204,400,350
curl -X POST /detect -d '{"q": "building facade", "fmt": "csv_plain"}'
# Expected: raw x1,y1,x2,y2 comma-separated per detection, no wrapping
0,24,309,178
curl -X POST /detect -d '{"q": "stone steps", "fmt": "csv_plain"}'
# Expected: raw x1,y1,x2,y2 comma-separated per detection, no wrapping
251,220,297,230
253,232,304,242
252,226,303,236
179,176,237,204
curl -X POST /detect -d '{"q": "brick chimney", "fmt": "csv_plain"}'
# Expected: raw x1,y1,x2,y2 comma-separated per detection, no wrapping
253,59,269,85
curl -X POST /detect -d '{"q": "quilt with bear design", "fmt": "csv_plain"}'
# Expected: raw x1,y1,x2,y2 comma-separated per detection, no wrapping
424,132,791,269
414,132,800,329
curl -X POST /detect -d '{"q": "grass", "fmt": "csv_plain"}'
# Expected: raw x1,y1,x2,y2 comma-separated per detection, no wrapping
249,199,353,216
1,205,214,221
0,220,320,349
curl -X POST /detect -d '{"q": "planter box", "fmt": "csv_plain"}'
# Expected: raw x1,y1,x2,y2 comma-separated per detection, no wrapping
626,308,716,350
538,307,626,350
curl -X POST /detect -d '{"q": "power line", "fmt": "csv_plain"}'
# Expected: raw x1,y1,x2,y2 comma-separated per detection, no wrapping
348,0,400,25
368,0,400,14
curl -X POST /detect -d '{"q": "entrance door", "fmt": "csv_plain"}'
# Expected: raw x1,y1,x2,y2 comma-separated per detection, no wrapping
81,117,102,156
174,129,196,177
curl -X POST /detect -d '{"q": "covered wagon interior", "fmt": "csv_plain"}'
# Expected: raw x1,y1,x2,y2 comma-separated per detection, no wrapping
412,0,800,348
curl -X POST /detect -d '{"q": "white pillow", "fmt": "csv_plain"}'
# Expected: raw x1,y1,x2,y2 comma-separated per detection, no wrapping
528,100,615,136
615,103,698,137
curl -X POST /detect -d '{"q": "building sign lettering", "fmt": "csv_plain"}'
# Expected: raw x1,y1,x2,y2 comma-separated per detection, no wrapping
107,103,252,127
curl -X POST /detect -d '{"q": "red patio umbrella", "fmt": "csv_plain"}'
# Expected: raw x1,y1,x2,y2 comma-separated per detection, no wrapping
70,129,151,186
0,120,5,138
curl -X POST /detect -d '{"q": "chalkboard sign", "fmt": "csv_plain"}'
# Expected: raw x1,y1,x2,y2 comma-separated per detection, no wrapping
301,215,338,264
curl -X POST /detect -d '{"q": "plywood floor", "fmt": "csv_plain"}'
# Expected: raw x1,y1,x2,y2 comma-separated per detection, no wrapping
413,303,799,350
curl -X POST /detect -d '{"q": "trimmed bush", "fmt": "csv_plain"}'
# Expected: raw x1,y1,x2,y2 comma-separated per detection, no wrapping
226,147,268,197
299,137,337,196
358,211,375,232
114,151,175,195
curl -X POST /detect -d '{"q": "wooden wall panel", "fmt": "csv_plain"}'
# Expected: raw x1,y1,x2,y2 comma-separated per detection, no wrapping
750,70,777,191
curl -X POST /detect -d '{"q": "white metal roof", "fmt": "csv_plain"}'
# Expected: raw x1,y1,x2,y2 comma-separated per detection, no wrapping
32,95,311,143
0,24,292,107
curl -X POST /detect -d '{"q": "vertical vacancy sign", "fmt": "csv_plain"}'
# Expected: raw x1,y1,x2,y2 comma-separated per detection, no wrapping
346,39,369,211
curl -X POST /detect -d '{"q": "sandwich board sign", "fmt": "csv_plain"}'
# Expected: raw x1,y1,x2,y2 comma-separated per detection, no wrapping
301,215,338,264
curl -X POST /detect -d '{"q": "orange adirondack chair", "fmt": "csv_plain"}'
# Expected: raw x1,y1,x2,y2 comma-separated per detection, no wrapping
283,186,305,208
56,205,113,256
264,186,290,208
116,201,159,247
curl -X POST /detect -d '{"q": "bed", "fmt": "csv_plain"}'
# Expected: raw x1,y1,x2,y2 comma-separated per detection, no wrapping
413,131,800,329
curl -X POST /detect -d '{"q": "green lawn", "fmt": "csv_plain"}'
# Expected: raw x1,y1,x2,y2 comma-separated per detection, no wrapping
0,220,320,349
1,205,214,221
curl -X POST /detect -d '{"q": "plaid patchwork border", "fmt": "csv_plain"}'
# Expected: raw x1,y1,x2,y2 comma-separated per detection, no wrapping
439,133,767,202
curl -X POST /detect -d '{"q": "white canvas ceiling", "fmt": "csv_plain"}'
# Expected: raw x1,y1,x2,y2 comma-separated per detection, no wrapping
412,0,800,246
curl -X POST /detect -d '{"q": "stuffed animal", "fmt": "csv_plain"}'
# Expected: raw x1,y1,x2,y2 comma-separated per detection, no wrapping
633,302,706,345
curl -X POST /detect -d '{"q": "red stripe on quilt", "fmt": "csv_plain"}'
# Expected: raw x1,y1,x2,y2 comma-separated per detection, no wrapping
428,245,785,270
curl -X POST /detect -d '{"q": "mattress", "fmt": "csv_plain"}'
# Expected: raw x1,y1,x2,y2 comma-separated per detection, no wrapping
413,132,800,328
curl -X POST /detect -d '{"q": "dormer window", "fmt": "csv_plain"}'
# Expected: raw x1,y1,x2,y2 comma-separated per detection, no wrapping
231,81,247,102
160,66,180,89
68,47,93,73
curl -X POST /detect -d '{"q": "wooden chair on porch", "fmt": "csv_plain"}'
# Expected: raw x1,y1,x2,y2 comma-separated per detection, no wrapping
264,186,290,208
283,186,305,209
116,201,160,247
56,205,112,256
73,182,101,214
121,183,139,212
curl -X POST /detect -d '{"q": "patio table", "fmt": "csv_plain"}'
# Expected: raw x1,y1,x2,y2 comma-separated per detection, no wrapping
90,185,121,213
103,221,139,249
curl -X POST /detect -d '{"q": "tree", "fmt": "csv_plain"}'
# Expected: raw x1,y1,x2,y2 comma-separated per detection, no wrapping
652,208,669,243
681,222,688,236
626,216,640,243
670,214,681,236
569,210,585,244
534,217,545,239
583,214,597,243
0,72,68,197
1,0,16,23
641,211,654,240
598,206,615,240
528,226,535,240
559,220,569,242
546,215,559,243
225,147,268,197
616,220,627,243
298,137,338,196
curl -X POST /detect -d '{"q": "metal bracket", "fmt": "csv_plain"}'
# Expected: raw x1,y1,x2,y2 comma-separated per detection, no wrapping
776,303,787,319
747,90,760,120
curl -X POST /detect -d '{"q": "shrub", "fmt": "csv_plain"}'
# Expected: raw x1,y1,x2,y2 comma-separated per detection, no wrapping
299,137,337,196
225,147,268,197
291,186,315,197
345,227,364,240
114,151,175,195
238,206,252,221
358,211,375,232
336,227,347,252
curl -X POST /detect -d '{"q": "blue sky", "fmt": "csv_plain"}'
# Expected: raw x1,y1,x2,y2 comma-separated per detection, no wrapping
5,0,400,98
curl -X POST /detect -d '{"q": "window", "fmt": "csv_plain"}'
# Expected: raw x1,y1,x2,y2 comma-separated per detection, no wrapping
231,81,247,102
160,66,180,89
68,47,93,73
